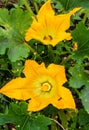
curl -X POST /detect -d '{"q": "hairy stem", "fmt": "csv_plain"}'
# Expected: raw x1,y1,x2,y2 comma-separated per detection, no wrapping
50,118,66,130
22,0,34,16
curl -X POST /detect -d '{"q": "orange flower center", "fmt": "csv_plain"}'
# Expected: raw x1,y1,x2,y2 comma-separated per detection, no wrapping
41,82,52,92
43,35,53,41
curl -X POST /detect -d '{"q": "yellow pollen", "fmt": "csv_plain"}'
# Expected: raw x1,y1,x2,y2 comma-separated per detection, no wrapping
41,82,51,92
43,35,53,41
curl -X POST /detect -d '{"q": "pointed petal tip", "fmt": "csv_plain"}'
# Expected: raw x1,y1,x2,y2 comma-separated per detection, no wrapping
69,7,81,16
45,0,51,4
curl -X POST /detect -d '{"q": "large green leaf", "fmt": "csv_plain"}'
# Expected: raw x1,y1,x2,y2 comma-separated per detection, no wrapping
78,109,89,126
8,44,30,62
0,102,51,130
0,8,32,61
69,64,89,88
0,102,28,126
71,22,89,62
80,86,89,114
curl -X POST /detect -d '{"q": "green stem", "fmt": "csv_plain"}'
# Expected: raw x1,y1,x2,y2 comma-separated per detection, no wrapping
61,54,72,65
50,118,66,130
22,0,34,16
47,45,52,54
5,0,9,6
75,89,80,97
24,42,35,53
34,2,39,14
83,9,89,23
21,115,29,130
50,112,58,130
66,0,70,10
24,42,42,60
51,119,57,130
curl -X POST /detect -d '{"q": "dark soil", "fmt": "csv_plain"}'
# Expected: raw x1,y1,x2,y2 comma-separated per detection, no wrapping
0,0,18,8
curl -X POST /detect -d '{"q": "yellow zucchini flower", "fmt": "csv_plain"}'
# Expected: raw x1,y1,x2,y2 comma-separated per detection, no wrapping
25,0,81,46
0,60,75,111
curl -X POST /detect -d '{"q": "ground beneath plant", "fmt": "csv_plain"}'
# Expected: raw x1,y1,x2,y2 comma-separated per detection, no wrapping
0,0,17,8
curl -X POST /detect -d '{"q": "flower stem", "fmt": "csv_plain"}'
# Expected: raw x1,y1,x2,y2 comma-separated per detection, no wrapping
50,118,66,130
47,45,54,62
21,115,29,129
83,9,89,23
22,0,34,16
33,2,39,14
5,0,9,6
24,42,35,53
50,113,58,130
24,42,42,60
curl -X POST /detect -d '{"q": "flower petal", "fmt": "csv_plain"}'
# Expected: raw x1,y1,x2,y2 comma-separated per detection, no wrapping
0,78,31,100
28,98,49,111
25,17,45,42
69,7,81,16
52,87,76,110
37,0,54,22
50,32,72,46
47,64,67,85
55,8,81,33
23,60,45,77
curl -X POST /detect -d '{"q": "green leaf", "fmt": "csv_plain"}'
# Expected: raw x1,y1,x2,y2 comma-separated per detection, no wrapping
0,8,32,61
71,22,89,62
8,102,28,116
8,44,30,62
0,102,28,125
0,114,11,125
58,0,89,10
0,9,9,26
69,64,89,88
34,115,51,130
83,124,89,130
12,61,23,76
78,109,89,126
0,102,51,130
80,86,89,113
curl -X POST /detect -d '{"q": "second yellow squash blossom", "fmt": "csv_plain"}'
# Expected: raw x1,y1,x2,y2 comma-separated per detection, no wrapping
25,0,81,46
0,60,75,112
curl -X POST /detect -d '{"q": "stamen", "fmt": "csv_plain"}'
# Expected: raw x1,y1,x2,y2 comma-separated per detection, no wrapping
43,35,53,41
41,82,52,92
